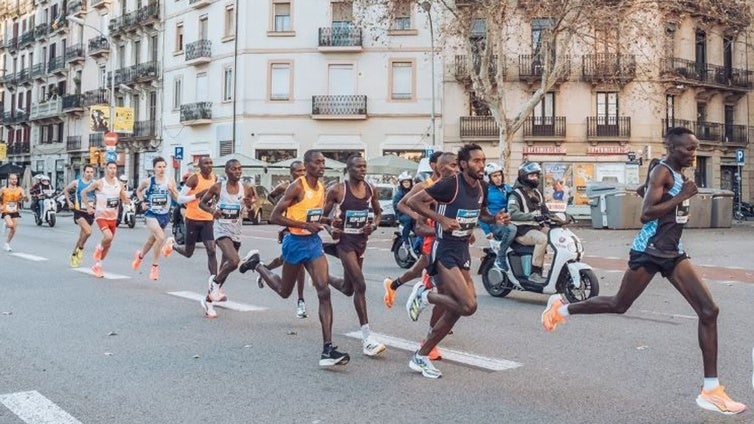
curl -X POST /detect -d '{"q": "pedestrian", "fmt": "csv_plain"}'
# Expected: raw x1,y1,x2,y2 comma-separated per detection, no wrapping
63,164,96,267
0,173,28,252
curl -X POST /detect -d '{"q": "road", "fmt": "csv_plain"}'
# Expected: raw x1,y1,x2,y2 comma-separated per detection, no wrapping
1,214,753,423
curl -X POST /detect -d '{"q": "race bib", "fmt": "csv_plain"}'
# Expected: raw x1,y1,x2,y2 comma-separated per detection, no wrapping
5,202,17,213
343,209,369,234
218,203,241,223
452,209,480,237
306,208,323,223
106,197,119,208
675,199,690,224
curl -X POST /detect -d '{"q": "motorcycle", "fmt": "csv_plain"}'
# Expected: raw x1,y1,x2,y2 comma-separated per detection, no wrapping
478,203,599,303
54,192,70,213
391,224,422,268
733,201,754,221
33,189,57,227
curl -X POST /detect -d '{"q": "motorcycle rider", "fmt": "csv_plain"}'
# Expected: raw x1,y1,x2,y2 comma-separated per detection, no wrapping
392,171,414,249
30,175,54,219
480,163,517,271
507,161,549,284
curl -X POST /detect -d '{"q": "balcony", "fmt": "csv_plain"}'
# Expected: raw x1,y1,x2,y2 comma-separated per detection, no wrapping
50,16,68,34
523,116,566,140
454,55,500,84
67,0,86,16
311,95,367,119
7,111,30,125
133,120,159,139
88,36,109,57
6,37,17,53
62,94,85,112
8,142,30,155
109,2,159,35
582,54,636,84
586,116,631,142
661,57,751,92
180,102,212,125
31,63,46,80
135,61,159,82
694,121,724,143
34,23,50,40
90,0,111,10
2,112,11,124
83,88,109,106
661,119,693,136
66,135,83,152
518,54,570,84
89,133,104,149
17,68,31,86
65,44,85,64
30,98,63,121
189,0,211,8
723,124,752,146
185,40,212,66
48,56,66,75
107,66,137,87
318,26,362,52
18,30,34,48
460,116,499,140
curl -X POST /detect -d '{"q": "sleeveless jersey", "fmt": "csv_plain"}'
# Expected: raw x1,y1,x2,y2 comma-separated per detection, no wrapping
337,181,373,236
214,181,245,242
145,176,170,215
75,179,95,211
422,176,438,252
631,162,688,257
287,176,325,236
1,186,24,214
185,172,216,221
94,177,122,220
433,174,484,242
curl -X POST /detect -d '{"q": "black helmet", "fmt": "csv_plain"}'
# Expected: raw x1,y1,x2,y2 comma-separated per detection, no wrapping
517,161,541,188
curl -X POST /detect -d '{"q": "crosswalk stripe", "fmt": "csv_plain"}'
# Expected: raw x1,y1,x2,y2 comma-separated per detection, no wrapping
0,391,82,424
10,253,48,261
344,331,522,371
167,291,268,312
72,268,130,280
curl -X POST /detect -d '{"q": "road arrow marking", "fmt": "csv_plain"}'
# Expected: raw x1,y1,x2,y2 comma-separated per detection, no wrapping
0,390,82,424
167,291,268,312
72,268,130,280
344,331,522,371
10,253,48,261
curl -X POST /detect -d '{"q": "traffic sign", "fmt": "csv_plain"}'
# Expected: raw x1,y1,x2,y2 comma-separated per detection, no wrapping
104,132,118,147
174,146,184,161
736,149,745,165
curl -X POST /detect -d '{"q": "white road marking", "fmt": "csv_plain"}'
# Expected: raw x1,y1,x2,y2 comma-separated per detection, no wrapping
10,253,48,261
634,309,697,320
72,268,130,280
344,331,522,371
167,291,268,312
0,391,82,424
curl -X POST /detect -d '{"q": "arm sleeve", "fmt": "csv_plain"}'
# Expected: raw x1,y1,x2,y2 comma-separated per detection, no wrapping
176,185,197,204
425,175,457,204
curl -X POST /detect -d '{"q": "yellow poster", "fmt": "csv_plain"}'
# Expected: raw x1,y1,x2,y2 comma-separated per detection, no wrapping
89,105,110,132
572,163,595,206
114,107,134,133
0,143,6,161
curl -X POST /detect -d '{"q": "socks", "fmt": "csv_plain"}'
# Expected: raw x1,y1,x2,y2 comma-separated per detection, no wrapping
390,278,402,290
558,304,570,317
703,377,720,391
361,324,371,340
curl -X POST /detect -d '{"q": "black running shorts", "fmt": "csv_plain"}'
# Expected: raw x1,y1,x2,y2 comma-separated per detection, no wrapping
185,218,214,246
427,239,471,281
628,249,689,279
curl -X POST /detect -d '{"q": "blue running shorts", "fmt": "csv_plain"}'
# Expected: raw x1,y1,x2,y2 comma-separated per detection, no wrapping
282,233,324,265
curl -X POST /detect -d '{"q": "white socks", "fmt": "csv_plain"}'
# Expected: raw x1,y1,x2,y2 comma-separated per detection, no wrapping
558,304,570,317
361,324,371,340
703,377,720,391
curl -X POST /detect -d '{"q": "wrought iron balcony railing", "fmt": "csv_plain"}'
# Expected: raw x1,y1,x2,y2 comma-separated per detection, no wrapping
523,116,566,138
454,55,500,81
724,124,751,145
586,116,631,139
318,26,362,48
311,95,367,116
8,142,30,155
661,119,693,136
518,54,570,80
662,57,751,90
89,133,104,148
47,56,65,74
136,61,159,80
582,54,636,82
83,88,109,106
460,116,499,138
185,39,211,63
694,121,723,142
62,94,84,110
18,30,34,47
88,36,109,55
66,135,82,151
34,23,50,39
65,44,85,62
180,102,212,123
31,63,46,79
134,120,158,138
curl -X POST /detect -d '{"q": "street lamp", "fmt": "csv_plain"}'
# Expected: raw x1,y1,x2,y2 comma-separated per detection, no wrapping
420,1,436,147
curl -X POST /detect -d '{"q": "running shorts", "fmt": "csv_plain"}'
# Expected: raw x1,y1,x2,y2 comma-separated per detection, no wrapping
282,233,324,265
427,239,471,280
184,218,214,246
628,249,689,279
145,211,170,229
73,210,95,225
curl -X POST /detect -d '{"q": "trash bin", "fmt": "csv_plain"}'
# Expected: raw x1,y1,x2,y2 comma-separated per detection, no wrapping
586,183,620,229
711,190,734,228
686,188,713,228
605,189,644,229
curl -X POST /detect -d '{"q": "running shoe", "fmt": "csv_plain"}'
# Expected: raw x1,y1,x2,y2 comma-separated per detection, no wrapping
238,249,260,274
422,272,434,289
362,336,386,357
201,297,217,319
406,282,428,322
131,250,143,270
383,278,396,308
3,243,11,252
319,345,350,367
541,294,567,332
207,275,227,302
421,339,442,361
255,274,264,289
409,351,442,379
696,386,747,415
296,299,307,319
161,237,174,257
76,247,84,262
92,262,104,278
149,264,159,281
93,244,103,261
70,250,79,268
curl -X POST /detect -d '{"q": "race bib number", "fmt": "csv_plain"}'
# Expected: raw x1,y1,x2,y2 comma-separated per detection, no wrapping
150,194,168,207
452,209,480,237
675,199,690,224
106,197,119,208
343,209,369,234
306,208,323,223
5,202,17,213
218,203,241,223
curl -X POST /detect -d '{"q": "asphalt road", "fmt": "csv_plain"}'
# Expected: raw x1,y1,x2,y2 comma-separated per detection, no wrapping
1,214,753,423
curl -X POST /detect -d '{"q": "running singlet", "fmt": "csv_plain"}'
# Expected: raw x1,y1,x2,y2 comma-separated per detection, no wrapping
422,176,437,253
286,176,325,236
214,181,245,242
631,161,689,257
94,178,122,221
1,187,24,214
145,176,170,215
426,174,485,242
337,181,372,235
75,179,95,211
185,172,216,221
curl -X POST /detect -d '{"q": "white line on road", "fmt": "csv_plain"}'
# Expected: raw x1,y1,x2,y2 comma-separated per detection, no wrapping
167,291,268,312
344,331,522,371
72,268,130,280
0,391,82,424
634,309,697,320
10,253,48,261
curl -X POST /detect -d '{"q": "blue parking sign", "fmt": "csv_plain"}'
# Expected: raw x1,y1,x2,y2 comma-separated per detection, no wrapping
737,149,745,165
174,146,184,160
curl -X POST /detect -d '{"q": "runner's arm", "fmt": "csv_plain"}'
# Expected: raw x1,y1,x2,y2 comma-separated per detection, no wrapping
64,181,78,206
135,178,150,202
120,183,131,204
198,182,221,215
368,183,381,232
323,184,342,222
640,166,696,223
397,181,427,221
176,174,200,204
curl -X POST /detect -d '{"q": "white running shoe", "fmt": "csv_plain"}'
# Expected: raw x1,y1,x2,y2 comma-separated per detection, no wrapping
201,297,217,318
409,352,442,379
207,275,227,302
3,243,11,252
406,282,428,322
296,299,307,318
362,335,386,357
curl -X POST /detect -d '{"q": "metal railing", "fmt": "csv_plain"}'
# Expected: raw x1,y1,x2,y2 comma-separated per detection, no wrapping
34,23,50,39
136,61,159,80
518,54,570,79
311,95,367,116
88,36,109,54
89,133,104,148
180,102,212,122
724,124,751,145
523,116,566,137
67,0,86,15
47,56,65,73
19,30,34,47
661,119,693,136
66,135,82,151
460,116,499,138
7,111,29,124
8,142,30,155
694,120,724,142
65,44,85,62
134,120,158,137
17,68,30,84
662,57,751,89
455,55,499,81
318,26,362,47
582,54,636,81
62,94,84,110
586,116,631,138
83,89,109,106
31,63,46,79
186,40,211,62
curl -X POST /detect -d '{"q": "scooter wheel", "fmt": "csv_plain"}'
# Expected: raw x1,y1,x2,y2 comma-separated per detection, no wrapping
48,214,56,228
480,259,512,298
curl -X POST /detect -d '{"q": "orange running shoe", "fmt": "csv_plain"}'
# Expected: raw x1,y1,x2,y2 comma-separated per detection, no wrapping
696,386,747,415
149,264,159,281
132,250,143,270
422,272,434,289
383,278,396,308
541,294,567,332
92,262,104,278
421,339,442,361
93,245,104,262
161,237,174,257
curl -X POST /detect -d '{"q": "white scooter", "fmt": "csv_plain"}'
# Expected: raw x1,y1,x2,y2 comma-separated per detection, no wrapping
34,189,57,228
477,203,599,303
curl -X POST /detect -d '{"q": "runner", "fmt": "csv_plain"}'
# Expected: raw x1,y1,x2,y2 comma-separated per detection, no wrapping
0,173,28,252
238,150,350,367
64,164,96,267
169,157,218,277
80,161,131,278
198,159,255,318
541,127,747,415
404,144,510,378
323,154,386,357
132,157,179,280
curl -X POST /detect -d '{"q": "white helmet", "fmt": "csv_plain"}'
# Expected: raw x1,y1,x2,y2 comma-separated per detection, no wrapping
398,171,413,182
39,175,50,181
484,163,503,183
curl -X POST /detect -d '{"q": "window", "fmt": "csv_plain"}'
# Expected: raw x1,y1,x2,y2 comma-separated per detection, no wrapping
269,62,291,101
390,60,413,100
273,1,291,32
173,76,182,110
199,15,208,40
533,92,554,123
223,66,234,102
470,18,486,38
219,140,234,156
596,92,618,125
99,65,106,87
594,26,618,54
255,149,296,163
696,102,707,122
666,95,674,124
224,4,236,38
332,1,353,26
392,0,411,30
175,23,184,52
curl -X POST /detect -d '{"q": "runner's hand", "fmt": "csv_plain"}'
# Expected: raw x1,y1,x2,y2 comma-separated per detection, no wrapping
680,179,698,200
438,216,460,232
304,222,325,233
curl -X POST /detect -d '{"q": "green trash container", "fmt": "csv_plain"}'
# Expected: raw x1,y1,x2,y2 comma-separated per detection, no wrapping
711,190,734,228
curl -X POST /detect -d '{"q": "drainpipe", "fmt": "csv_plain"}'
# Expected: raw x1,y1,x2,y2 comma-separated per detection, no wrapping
232,0,239,149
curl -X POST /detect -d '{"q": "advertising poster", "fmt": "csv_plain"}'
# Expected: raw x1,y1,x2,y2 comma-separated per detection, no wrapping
89,105,110,133
595,163,626,184
572,163,595,205
542,163,574,205
114,107,135,133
